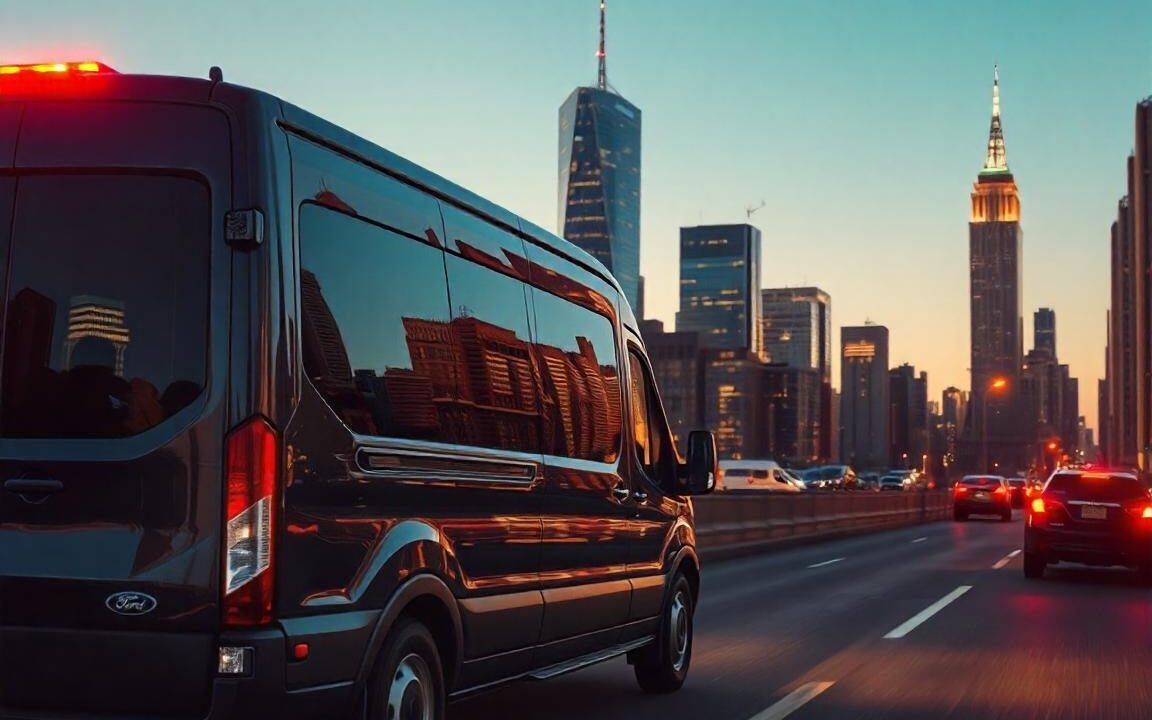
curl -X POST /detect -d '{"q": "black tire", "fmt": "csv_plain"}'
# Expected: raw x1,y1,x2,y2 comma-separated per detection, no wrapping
368,617,445,720
953,509,967,522
634,573,693,694
1023,552,1046,579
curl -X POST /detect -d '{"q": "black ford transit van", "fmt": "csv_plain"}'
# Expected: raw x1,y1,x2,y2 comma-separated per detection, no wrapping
0,61,716,720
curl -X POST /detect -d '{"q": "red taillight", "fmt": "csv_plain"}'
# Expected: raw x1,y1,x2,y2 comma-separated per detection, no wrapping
994,486,1007,496
955,486,968,494
223,416,279,627
1030,498,1046,513
0,60,116,75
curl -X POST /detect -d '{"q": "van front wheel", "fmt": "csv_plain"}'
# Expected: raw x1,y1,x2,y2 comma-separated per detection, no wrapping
633,573,693,693
368,618,445,720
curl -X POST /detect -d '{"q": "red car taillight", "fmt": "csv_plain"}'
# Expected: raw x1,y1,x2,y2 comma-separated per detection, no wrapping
1030,497,1046,513
223,416,279,627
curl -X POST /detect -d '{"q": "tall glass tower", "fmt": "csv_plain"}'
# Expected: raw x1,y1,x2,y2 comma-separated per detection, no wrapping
557,1,642,312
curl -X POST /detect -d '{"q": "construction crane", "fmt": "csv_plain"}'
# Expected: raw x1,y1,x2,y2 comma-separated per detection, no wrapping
746,201,766,220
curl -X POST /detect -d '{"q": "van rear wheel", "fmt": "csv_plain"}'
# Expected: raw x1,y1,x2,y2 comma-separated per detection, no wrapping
368,618,445,720
633,573,693,694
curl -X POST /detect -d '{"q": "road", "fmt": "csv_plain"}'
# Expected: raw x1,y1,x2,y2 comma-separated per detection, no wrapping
451,510,1152,719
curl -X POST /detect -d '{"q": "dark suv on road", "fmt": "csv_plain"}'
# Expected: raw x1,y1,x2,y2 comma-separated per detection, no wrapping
1024,470,1152,581
0,62,716,720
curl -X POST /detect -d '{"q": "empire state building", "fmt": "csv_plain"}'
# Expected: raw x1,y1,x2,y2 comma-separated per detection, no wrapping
967,66,1025,472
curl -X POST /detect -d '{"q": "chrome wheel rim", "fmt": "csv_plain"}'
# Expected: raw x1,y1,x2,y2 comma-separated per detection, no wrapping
669,590,690,672
387,652,433,720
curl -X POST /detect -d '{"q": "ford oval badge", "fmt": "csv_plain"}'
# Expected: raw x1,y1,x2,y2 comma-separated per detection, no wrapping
105,591,157,616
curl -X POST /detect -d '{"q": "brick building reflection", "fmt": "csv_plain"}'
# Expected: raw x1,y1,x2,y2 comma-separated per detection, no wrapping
302,274,620,462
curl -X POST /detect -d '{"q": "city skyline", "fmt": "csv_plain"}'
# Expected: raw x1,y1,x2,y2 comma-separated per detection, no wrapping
4,1,1150,431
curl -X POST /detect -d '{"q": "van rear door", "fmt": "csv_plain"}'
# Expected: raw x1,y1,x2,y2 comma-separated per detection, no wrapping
0,98,231,717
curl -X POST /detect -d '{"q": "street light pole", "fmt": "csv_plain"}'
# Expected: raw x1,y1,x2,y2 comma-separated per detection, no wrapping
982,377,1007,474
981,397,988,474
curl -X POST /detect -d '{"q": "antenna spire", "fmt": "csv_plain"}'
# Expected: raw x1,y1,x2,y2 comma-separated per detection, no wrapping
982,64,1009,173
597,0,607,91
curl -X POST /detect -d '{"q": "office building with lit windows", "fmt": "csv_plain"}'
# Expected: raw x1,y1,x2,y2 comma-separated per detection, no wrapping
762,287,832,460
677,224,762,354
840,324,890,468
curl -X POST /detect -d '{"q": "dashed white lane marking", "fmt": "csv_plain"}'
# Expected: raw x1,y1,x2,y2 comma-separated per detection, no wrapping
884,585,973,639
807,557,845,569
748,681,836,720
993,549,1022,569
911,536,928,543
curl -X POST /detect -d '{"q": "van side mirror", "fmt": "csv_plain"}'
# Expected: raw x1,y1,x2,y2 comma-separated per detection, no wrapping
678,430,717,495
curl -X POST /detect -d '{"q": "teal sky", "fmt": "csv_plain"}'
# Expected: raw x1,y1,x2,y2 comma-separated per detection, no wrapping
3,0,1149,430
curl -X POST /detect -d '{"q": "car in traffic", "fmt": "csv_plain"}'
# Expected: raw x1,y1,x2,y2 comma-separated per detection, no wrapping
719,460,803,493
856,472,882,491
1024,469,1152,581
879,474,908,491
0,61,717,719
1006,477,1028,507
817,464,858,490
799,467,830,490
953,475,1013,521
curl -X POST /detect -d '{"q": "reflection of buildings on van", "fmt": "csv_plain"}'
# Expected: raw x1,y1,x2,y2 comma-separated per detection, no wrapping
298,277,621,460
64,294,130,376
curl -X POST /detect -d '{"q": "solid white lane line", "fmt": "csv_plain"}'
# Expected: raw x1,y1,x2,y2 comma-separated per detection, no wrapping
807,557,845,569
911,536,928,543
993,549,1022,569
748,681,836,720
884,585,972,639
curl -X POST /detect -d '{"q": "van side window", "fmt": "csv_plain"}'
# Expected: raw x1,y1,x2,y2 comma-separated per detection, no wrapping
629,350,674,481
441,252,540,453
531,289,621,463
299,203,455,439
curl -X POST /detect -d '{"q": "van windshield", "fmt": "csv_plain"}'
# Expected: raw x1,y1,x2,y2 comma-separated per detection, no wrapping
0,175,210,438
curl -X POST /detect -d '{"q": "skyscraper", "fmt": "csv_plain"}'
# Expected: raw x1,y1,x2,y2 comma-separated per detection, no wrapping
558,1,642,311
1034,308,1056,358
643,323,705,453
762,287,832,459
890,364,929,468
840,324,890,468
967,66,1026,472
677,224,762,353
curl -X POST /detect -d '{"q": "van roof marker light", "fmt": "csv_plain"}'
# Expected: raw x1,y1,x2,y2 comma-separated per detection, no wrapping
0,61,117,76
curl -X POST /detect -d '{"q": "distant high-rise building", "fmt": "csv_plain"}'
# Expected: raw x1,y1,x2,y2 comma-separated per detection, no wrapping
1034,308,1056,358
966,66,1026,473
762,287,833,459
677,224,762,354
645,326,705,453
890,364,929,468
558,1,641,310
763,364,821,463
942,387,968,436
703,349,766,460
1108,175,1137,466
840,324,890,468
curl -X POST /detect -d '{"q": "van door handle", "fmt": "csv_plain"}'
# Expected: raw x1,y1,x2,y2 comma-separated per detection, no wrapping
4,478,64,495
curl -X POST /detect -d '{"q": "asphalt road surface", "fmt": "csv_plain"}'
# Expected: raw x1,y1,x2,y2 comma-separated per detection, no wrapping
451,511,1152,719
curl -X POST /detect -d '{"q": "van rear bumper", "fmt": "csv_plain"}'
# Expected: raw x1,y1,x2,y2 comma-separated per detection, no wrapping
1,611,379,720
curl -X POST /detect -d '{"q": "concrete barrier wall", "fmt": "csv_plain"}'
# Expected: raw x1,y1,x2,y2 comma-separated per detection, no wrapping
693,491,951,561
